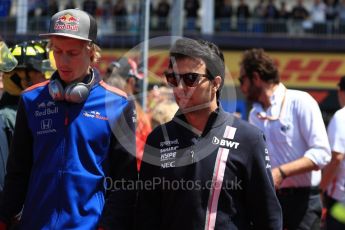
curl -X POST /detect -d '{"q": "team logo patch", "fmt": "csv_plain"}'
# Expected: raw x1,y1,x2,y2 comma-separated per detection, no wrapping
35,100,59,117
37,119,56,135
83,110,108,120
224,126,237,139
160,139,179,168
212,126,239,149
265,148,271,169
54,14,80,32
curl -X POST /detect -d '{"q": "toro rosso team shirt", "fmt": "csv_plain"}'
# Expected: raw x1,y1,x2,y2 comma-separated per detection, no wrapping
0,72,137,230
138,107,282,230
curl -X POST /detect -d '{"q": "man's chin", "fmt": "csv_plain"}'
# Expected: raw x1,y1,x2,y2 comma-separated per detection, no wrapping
58,71,73,81
178,103,211,114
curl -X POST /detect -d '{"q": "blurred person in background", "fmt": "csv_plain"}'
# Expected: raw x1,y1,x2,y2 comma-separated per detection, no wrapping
0,73,3,99
0,38,16,209
184,0,200,30
83,0,97,16
236,0,251,32
0,0,11,17
113,0,128,31
239,48,331,230
0,38,18,98
105,57,152,171
64,0,76,10
320,76,345,230
156,0,171,30
0,40,53,149
290,0,309,35
147,85,178,129
214,0,233,31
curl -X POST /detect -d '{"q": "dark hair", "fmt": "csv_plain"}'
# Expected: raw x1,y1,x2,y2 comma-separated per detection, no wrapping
169,38,225,100
240,48,279,84
338,76,345,91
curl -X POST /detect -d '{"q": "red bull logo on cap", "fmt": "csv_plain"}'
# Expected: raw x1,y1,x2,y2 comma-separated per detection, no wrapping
54,13,80,32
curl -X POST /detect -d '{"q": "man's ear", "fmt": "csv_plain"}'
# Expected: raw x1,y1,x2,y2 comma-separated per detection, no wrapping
212,76,222,91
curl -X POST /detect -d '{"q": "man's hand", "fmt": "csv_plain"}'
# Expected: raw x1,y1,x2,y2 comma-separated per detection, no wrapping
271,167,284,189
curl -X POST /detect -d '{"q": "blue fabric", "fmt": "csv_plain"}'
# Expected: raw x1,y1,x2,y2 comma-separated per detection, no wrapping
11,78,133,229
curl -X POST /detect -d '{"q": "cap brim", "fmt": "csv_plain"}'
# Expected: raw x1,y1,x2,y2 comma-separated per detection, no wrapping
39,33,92,42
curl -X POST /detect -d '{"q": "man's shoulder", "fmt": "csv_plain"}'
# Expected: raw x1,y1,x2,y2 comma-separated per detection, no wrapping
21,81,49,101
98,81,128,99
331,107,345,123
286,89,315,102
215,111,264,145
23,81,49,94
335,106,345,116
231,116,263,138
148,119,175,136
285,89,321,111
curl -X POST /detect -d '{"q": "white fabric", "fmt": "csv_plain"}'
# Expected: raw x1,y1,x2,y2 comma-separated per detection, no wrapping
249,83,331,188
326,106,345,202
310,2,326,23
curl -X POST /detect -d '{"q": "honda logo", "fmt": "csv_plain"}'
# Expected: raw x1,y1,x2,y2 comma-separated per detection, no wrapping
41,119,52,130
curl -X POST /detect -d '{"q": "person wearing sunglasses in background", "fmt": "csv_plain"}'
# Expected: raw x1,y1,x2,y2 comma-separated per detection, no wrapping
137,38,282,230
239,48,331,230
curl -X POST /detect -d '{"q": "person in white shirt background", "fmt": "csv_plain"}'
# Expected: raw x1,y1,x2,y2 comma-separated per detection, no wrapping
239,48,331,230
320,76,345,230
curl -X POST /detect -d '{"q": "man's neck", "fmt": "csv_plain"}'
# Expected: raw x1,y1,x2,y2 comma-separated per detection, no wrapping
183,104,217,134
259,83,280,110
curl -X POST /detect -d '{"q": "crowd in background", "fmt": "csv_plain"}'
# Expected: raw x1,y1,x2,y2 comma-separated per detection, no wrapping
2,0,345,35
0,2,344,229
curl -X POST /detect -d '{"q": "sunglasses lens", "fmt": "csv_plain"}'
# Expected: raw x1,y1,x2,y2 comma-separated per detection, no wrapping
165,72,178,87
183,73,199,87
164,72,205,87
239,75,246,85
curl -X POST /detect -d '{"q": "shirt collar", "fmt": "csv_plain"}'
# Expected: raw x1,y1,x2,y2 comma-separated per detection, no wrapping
173,105,231,137
253,83,286,112
270,83,286,106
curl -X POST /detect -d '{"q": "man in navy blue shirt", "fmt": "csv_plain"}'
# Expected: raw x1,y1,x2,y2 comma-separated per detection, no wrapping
137,38,282,230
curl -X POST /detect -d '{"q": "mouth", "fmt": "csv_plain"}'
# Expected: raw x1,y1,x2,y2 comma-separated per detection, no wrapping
59,70,72,75
175,96,190,102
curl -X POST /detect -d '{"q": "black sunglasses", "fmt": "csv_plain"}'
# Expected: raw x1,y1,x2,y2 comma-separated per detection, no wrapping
164,71,208,87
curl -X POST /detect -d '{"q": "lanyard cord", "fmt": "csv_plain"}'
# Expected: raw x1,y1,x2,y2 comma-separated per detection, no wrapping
256,88,287,121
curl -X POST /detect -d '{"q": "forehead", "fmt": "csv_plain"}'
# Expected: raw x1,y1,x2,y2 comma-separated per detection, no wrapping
51,36,87,49
169,56,206,72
